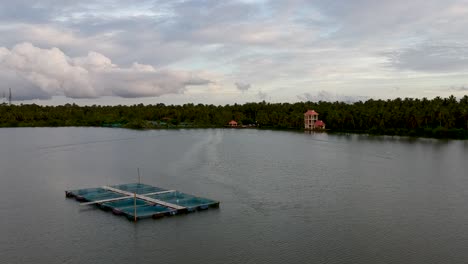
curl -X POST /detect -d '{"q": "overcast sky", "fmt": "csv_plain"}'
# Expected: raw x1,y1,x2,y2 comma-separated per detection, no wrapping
1,0,468,105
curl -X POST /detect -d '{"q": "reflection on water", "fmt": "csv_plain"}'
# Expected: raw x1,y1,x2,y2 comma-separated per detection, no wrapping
0,127,467,264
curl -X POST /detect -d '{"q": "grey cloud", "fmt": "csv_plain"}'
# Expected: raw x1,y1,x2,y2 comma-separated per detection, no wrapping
0,1,52,23
257,90,267,100
0,1,160,23
297,92,314,101
1,0,468,104
449,85,468,91
297,91,368,103
151,0,321,50
184,76,212,86
0,42,211,100
312,0,459,41
158,0,256,42
235,82,251,91
385,44,468,72
1,1,318,70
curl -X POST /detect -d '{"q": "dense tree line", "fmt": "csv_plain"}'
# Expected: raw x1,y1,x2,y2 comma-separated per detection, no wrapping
1,95,467,139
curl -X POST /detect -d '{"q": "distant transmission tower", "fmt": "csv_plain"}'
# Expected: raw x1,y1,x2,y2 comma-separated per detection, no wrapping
8,88,12,105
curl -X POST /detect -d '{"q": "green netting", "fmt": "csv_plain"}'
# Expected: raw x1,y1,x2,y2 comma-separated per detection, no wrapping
103,198,148,209
148,191,217,208
69,187,107,196
68,188,126,201
119,204,174,217
82,191,125,201
110,183,166,194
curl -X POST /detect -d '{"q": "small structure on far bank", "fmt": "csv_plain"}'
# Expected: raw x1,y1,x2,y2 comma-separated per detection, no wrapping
228,120,238,127
304,110,326,130
314,120,326,129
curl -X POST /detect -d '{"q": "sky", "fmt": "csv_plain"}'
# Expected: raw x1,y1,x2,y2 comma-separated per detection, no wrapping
1,0,468,105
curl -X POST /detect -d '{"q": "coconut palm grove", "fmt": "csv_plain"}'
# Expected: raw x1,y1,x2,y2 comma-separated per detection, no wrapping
1,95,467,139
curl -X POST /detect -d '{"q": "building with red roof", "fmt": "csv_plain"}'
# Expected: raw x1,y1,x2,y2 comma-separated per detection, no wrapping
228,120,238,127
314,120,326,129
304,110,319,116
304,110,326,130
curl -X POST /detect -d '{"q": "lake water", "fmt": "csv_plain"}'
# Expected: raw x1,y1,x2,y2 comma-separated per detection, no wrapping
1,128,468,264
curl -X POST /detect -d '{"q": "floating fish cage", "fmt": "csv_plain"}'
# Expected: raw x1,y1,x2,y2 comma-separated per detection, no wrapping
66,183,220,221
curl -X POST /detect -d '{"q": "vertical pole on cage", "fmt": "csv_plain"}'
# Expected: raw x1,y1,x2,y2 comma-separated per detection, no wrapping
137,168,140,184
134,192,137,222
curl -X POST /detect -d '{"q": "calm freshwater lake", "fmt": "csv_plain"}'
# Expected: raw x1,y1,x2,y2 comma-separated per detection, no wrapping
1,127,468,264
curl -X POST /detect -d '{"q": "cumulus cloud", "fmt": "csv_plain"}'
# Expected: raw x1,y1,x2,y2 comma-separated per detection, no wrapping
297,91,368,103
0,42,211,100
235,82,251,91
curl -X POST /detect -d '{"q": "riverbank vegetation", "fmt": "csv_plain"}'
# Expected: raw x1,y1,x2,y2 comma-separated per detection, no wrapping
1,95,467,139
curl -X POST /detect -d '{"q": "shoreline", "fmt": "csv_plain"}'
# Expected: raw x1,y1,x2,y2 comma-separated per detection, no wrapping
0,125,466,140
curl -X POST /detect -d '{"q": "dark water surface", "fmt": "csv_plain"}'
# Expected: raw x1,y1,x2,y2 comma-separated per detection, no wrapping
1,128,468,264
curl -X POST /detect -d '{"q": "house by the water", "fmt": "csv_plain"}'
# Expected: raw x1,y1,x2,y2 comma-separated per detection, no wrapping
228,120,238,127
304,110,326,130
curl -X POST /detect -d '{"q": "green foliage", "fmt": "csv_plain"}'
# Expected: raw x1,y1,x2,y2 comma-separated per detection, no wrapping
0,95,467,139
